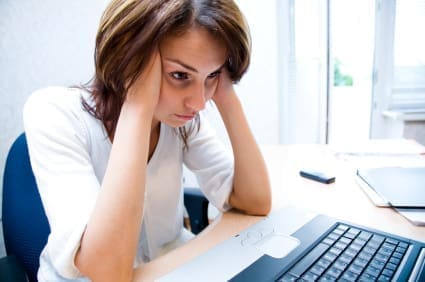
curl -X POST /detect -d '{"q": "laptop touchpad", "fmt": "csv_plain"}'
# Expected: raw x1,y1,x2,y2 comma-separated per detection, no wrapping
254,233,300,258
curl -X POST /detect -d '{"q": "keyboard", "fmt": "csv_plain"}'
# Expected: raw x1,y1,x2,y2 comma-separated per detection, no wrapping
277,223,409,281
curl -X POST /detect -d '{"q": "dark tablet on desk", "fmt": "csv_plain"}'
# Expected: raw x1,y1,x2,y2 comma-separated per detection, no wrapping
356,166,425,208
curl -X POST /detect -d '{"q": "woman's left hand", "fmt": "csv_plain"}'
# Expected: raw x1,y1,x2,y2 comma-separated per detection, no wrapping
211,68,236,107
210,68,272,216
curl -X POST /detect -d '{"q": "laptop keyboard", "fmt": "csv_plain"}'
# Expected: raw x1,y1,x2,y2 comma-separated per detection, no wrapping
277,223,409,281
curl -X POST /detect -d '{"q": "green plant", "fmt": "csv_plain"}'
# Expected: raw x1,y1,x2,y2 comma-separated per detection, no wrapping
334,58,353,86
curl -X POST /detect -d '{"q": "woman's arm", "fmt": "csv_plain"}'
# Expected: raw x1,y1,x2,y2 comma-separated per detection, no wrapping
212,70,272,216
75,52,162,281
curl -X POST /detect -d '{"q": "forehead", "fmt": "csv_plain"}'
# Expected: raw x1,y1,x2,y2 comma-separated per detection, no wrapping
159,26,227,72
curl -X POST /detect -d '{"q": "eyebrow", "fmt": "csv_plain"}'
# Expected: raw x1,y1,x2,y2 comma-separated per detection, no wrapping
165,58,225,74
166,58,198,72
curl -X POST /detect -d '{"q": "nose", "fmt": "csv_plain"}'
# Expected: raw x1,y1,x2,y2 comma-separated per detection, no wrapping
185,84,206,111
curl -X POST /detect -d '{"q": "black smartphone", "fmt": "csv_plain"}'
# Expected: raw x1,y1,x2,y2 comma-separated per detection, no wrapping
299,169,335,184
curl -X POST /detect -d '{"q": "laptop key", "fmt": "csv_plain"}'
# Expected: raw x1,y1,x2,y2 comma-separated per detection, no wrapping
392,251,404,259
310,264,327,276
396,245,407,253
324,266,343,279
385,238,398,245
358,230,372,241
333,259,349,272
359,272,378,281
377,274,391,282
370,259,386,270
364,265,380,278
353,256,369,268
345,228,360,239
347,263,363,275
381,268,395,277
399,241,408,249
318,274,337,281
316,258,332,269
388,256,401,265
340,270,359,281
287,242,329,277
375,252,390,263
385,262,398,271
301,271,319,280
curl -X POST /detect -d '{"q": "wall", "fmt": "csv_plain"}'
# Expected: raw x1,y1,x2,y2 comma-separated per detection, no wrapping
0,0,110,257
205,0,279,145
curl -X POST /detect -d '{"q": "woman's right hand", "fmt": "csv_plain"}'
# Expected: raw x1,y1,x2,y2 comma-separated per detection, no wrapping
76,50,163,282
125,50,162,114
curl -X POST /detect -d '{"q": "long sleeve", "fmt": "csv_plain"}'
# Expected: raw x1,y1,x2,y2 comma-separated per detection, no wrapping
183,114,234,211
23,87,104,279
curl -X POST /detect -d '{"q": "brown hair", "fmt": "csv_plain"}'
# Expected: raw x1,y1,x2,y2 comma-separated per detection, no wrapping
83,0,251,144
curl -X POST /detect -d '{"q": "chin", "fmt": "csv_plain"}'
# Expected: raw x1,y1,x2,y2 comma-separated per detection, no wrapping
162,119,188,128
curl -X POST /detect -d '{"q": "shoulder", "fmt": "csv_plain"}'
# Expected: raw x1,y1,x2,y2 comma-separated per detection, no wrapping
23,86,95,139
23,86,93,124
24,86,86,116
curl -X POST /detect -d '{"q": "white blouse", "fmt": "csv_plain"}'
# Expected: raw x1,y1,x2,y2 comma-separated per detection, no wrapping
23,87,234,281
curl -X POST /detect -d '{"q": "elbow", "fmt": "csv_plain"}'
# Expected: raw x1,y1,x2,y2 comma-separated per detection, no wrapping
76,248,134,282
247,182,273,216
258,201,272,216
230,187,272,216
77,262,134,282
249,196,272,216
241,201,271,216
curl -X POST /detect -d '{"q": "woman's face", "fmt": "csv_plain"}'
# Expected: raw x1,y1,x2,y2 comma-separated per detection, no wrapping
155,26,228,128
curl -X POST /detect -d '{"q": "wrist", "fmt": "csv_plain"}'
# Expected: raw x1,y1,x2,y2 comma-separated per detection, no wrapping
214,89,240,112
120,100,155,121
215,94,244,124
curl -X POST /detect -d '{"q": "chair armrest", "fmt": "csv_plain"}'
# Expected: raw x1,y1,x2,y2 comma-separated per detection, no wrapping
183,187,209,235
0,255,28,282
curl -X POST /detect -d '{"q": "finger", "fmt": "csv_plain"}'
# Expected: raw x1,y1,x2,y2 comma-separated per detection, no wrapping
126,50,162,107
143,50,161,81
150,50,161,72
129,51,161,91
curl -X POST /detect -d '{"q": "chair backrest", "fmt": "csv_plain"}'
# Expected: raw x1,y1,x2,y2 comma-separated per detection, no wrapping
2,133,51,282
183,187,209,235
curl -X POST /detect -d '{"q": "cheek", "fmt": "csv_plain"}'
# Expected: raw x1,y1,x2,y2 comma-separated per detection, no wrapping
157,81,182,108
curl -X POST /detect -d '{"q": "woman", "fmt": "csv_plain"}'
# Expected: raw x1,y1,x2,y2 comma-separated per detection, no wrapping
23,0,271,281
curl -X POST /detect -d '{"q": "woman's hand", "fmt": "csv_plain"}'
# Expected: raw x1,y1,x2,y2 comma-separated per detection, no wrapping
76,51,163,281
211,68,272,216
211,68,236,107
125,50,162,114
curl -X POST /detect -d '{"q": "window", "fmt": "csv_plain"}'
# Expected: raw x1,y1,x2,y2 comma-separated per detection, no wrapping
277,0,328,144
371,0,425,139
390,0,425,111
328,0,375,144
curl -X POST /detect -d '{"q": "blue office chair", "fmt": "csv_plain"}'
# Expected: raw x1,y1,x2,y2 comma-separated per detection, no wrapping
2,133,50,282
1,133,209,281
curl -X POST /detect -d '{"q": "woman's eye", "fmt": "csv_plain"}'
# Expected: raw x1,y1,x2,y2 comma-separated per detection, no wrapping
208,71,221,79
170,72,188,80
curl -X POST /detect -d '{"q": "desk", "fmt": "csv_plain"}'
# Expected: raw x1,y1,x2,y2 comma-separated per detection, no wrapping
133,144,425,281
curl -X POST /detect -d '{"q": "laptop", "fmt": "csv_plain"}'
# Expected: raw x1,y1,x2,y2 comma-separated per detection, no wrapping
158,206,425,282
355,167,425,226
356,167,425,208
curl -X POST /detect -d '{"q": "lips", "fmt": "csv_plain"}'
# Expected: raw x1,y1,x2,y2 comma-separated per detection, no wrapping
175,114,195,121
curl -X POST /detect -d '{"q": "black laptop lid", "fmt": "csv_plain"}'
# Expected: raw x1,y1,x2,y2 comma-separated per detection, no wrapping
357,166,425,208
